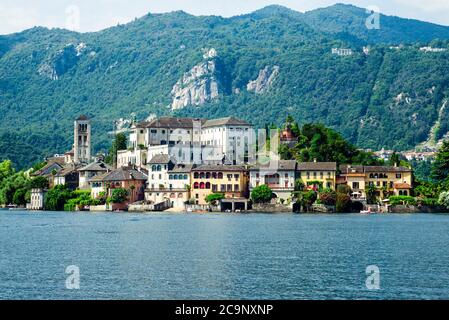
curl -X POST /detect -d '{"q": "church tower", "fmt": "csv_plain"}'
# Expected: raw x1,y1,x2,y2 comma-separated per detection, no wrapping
74,115,91,164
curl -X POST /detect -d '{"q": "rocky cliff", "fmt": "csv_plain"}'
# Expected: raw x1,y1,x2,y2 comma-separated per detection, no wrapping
247,66,280,94
170,49,220,110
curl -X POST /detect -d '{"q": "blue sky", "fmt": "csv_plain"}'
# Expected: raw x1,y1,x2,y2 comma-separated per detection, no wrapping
1,0,449,35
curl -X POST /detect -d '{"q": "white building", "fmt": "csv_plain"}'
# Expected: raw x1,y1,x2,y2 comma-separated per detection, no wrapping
200,117,255,165
73,115,91,164
78,161,112,189
118,116,255,169
30,189,46,210
144,154,193,210
249,160,297,205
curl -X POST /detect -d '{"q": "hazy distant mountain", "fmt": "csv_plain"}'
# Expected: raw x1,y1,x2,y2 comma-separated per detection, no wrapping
1,4,449,168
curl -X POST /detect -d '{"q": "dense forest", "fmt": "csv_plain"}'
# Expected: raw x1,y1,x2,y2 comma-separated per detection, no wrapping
2,4,449,169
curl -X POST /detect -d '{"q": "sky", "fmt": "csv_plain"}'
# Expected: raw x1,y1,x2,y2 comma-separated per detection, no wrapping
1,0,449,35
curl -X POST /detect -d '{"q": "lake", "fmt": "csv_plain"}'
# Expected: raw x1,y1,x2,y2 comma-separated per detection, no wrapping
1,210,449,300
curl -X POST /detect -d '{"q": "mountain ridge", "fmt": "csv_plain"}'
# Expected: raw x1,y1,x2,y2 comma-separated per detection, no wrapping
1,4,449,168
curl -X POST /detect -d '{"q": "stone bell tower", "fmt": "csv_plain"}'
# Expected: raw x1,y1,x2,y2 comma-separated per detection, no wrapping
74,115,91,164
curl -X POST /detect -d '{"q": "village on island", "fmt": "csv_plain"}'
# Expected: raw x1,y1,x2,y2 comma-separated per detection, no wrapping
7,112,435,215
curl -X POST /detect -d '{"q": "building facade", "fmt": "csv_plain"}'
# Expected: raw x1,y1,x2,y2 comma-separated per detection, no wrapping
339,165,413,200
30,188,46,210
73,115,91,164
297,162,337,190
78,161,112,189
249,160,297,204
190,165,249,205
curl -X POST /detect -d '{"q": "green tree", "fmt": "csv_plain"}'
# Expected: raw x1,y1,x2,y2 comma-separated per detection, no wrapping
432,141,449,182
319,188,337,205
29,176,49,189
44,185,73,211
336,193,351,212
105,133,128,165
438,191,449,209
251,185,273,203
205,193,225,205
110,188,128,203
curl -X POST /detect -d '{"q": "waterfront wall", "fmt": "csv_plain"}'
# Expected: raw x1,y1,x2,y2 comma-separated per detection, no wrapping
252,203,292,213
388,205,448,213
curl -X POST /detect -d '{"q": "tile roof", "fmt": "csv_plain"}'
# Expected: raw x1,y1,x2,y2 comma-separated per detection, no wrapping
192,164,247,172
297,162,337,171
76,115,89,121
31,161,64,177
78,161,112,172
394,183,412,189
339,164,412,173
202,117,251,128
137,117,205,129
250,160,297,171
148,154,171,164
169,164,195,173
90,167,147,182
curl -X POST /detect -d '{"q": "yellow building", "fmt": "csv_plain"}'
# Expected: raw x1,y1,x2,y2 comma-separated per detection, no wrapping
297,162,337,190
190,165,249,207
339,165,413,199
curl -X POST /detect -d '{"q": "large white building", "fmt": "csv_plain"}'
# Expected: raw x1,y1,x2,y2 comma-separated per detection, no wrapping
118,116,255,168
144,154,193,210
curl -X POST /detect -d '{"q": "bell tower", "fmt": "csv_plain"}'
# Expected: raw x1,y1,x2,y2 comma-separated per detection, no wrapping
74,115,91,164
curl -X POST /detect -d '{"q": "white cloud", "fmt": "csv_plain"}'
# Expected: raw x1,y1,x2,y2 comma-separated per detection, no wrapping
0,4,40,34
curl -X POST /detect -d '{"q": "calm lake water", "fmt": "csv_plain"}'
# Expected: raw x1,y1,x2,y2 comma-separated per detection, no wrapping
1,210,449,300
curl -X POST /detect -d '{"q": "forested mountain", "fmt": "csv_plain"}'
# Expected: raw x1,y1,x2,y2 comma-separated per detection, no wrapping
1,4,449,168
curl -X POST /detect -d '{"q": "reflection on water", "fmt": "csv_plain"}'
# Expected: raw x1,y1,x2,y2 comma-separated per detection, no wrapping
1,211,449,300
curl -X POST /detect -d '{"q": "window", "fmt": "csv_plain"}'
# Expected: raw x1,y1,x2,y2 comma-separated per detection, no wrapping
218,173,223,179
194,182,199,189
234,184,239,191
227,184,232,192
396,173,402,179
205,182,211,189
352,182,360,189
200,182,205,189
220,184,226,192
169,175,173,180
194,172,199,179
234,174,239,181
206,172,211,179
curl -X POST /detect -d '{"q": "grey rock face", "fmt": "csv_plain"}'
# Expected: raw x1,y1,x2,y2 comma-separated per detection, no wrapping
38,44,81,80
170,49,220,110
247,65,280,94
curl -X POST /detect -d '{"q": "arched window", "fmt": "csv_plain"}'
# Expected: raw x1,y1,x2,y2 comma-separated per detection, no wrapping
206,172,211,179
156,165,162,171
173,175,178,180
170,193,176,199
194,182,199,189
200,182,205,189
218,172,223,179
200,172,205,179
212,172,217,179
369,173,374,178
194,172,199,179
169,174,173,180
178,193,183,198
152,165,157,171
206,182,211,189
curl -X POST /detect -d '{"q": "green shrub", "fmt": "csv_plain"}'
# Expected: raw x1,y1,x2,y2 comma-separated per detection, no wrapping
251,185,273,203
205,193,225,204
389,196,416,205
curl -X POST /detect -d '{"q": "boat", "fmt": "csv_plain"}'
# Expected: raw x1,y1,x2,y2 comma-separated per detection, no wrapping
360,208,378,214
